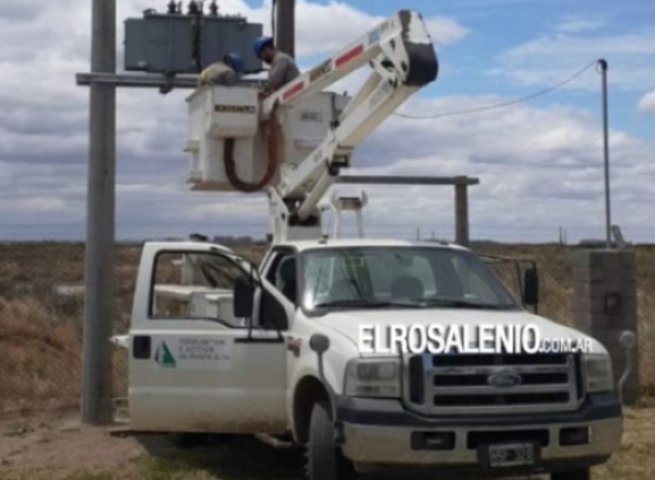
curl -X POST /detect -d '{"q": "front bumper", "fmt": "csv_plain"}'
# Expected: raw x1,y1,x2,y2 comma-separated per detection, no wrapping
337,393,622,474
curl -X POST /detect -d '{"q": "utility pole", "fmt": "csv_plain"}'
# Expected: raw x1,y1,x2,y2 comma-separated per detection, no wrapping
82,0,116,424
454,180,470,247
598,59,612,249
275,0,296,57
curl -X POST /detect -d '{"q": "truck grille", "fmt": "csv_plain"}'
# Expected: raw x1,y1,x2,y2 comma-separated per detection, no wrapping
405,353,582,416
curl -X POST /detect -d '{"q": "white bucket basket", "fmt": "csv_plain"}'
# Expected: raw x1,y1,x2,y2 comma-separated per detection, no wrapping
186,85,349,192
186,86,262,191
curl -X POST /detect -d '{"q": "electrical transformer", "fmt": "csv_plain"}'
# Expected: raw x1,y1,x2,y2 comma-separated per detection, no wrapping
124,9,263,74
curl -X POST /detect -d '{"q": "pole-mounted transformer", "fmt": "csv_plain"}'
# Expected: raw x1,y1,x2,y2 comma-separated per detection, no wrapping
124,6,263,75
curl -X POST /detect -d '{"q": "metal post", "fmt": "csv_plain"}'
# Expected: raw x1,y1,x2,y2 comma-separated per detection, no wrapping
455,182,470,247
598,59,612,249
82,0,116,424
275,0,296,57
356,210,365,239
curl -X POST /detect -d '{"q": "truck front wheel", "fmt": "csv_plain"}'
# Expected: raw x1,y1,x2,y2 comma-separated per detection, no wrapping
307,402,351,480
551,468,590,480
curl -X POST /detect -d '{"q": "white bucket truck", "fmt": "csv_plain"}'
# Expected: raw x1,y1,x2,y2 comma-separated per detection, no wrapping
119,10,622,480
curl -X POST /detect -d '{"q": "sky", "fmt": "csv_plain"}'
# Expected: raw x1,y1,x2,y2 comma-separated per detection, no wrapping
0,0,653,243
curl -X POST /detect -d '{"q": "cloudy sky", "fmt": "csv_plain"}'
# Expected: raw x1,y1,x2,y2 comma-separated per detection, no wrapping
0,0,653,242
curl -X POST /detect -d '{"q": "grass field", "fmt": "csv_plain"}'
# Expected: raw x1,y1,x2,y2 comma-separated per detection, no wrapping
2,241,654,415
1,241,655,479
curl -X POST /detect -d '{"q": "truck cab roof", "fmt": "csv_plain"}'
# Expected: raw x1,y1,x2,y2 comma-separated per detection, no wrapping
274,238,470,253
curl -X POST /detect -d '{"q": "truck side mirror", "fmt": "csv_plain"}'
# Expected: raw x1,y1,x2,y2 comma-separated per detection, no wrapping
234,276,255,318
522,266,540,310
310,334,330,355
310,334,331,385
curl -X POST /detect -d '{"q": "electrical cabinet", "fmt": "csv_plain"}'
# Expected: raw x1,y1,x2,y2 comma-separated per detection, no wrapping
125,12,196,73
124,11,262,74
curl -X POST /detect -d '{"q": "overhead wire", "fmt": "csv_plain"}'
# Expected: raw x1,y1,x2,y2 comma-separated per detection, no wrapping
393,61,598,120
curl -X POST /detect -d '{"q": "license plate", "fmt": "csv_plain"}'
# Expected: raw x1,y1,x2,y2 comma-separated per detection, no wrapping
488,443,535,467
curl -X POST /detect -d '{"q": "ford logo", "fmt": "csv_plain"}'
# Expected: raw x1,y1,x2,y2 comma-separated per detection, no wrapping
487,371,522,389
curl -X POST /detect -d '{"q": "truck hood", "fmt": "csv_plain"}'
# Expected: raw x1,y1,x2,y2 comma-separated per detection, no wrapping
313,308,606,356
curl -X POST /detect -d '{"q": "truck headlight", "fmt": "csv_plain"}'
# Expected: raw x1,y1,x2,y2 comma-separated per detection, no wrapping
584,354,614,393
344,359,401,398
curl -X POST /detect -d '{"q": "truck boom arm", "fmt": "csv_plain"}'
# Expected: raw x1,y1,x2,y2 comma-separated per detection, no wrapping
266,10,438,242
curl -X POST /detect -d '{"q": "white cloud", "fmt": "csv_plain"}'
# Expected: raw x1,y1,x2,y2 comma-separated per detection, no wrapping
0,0,467,170
13,197,68,214
1,0,653,243
555,16,605,34
337,96,653,241
2,88,653,242
637,90,655,113
122,0,467,59
492,30,655,92
291,1,467,57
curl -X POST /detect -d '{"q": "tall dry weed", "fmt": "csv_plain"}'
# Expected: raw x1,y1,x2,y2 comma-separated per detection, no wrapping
0,297,82,413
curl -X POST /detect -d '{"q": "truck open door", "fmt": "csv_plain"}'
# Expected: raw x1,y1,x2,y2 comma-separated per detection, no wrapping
126,242,290,434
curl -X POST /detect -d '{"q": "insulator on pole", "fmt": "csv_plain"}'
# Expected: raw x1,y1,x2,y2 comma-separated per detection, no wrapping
209,0,219,16
188,0,199,15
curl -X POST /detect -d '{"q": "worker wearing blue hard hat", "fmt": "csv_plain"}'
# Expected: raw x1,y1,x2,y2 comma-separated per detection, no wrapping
223,53,244,75
198,52,243,87
254,36,300,96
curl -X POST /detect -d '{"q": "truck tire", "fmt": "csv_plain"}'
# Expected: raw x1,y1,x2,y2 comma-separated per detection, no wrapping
551,468,590,480
307,402,351,480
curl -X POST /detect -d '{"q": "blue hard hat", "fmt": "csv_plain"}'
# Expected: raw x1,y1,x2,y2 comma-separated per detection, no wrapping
253,36,274,59
224,53,244,73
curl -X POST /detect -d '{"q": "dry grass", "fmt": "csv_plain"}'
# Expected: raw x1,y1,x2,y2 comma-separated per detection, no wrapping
592,406,655,480
1,242,655,415
0,298,81,411
477,243,655,395
0,242,266,415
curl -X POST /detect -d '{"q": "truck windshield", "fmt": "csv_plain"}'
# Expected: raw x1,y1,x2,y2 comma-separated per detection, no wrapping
300,247,519,313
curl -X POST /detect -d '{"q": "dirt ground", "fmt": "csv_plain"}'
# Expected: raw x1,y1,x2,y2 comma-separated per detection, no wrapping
2,242,655,479
0,407,654,480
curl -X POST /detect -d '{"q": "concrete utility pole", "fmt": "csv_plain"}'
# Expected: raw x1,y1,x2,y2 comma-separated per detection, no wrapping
82,0,116,424
598,59,612,249
275,0,296,57
454,180,470,247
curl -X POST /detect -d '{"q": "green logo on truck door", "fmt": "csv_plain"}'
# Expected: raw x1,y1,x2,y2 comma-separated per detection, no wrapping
154,341,177,369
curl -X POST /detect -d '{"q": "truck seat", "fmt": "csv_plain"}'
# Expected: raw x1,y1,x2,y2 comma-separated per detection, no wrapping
276,258,298,304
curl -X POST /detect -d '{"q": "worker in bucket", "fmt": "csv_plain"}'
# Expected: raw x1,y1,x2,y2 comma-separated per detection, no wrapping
253,36,300,96
198,53,243,87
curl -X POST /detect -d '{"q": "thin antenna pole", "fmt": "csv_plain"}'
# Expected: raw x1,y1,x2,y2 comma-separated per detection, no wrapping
598,59,612,249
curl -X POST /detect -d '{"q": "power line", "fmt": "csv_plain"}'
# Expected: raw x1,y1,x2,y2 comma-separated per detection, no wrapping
394,61,597,120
